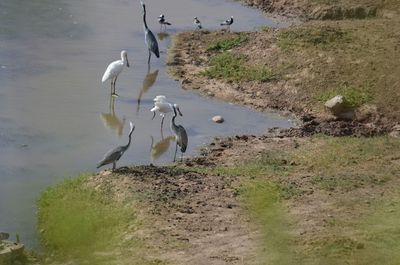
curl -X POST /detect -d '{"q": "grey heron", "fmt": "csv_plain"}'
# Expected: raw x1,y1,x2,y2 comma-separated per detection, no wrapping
141,1,160,65
194,17,202,30
102,50,130,97
158,14,171,31
170,105,188,162
97,121,135,171
220,16,234,31
151,95,183,130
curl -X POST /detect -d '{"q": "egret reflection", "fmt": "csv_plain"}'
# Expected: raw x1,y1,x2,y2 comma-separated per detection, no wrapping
100,96,126,137
150,135,175,161
136,68,159,113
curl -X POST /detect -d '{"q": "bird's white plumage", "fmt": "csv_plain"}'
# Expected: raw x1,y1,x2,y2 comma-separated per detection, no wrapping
151,101,174,117
153,95,167,102
101,50,129,83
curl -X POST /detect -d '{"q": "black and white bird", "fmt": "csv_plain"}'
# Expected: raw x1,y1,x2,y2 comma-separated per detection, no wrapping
220,16,234,31
158,14,171,31
141,1,160,65
97,121,135,171
170,105,188,162
194,17,202,30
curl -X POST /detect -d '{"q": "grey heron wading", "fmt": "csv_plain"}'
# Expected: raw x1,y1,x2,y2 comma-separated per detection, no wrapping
101,50,130,97
141,1,160,65
170,105,188,162
194,17,202,30
158,14,171,31
97,121,135,171
220,16,233,31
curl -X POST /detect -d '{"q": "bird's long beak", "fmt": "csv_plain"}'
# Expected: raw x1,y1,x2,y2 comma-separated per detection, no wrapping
126,58,130,67
177,107,183,116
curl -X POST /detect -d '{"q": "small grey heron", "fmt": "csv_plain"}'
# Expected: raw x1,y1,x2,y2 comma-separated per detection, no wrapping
158,14,171,31
141,1,160,65
101,50,130,97
170,105,188,162
220,16,234,31
97,121,135,171
194,17,202,30
151,95,183,130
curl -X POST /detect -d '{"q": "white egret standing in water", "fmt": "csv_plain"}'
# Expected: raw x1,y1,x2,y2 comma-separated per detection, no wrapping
101,50,130,97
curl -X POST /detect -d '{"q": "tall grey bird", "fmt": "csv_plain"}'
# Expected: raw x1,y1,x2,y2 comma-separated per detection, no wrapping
158,14,171,31
220,16,234,31
97,121,135,171
194,17,202,30
141,1,160,65
101,50,130,97
170,105,188,162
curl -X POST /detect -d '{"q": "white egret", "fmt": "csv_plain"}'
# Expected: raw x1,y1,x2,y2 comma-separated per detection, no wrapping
101,50,130,97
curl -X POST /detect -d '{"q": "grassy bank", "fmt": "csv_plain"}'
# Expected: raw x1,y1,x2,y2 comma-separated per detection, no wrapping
37,174,165,265
197,135,400,264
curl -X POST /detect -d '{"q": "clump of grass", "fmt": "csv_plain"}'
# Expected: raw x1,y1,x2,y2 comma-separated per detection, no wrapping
201,52,279,82
37,174,139,264
278,26,350,50
206,34,249,51
318,85,373,108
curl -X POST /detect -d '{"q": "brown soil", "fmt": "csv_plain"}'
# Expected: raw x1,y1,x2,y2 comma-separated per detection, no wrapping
88,166,259,265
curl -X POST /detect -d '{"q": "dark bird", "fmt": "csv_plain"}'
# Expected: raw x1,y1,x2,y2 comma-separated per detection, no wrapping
170,105,188,162
194,16,202,30
220,16,234,31
97,121,135,171
141,1,160,65
158,14,171,31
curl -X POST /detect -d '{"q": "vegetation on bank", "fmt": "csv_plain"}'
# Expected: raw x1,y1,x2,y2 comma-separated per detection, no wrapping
195,136,400,264
37,174,164,265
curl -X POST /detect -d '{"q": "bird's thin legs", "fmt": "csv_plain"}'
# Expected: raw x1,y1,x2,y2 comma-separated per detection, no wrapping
160,116,165,129
112,76,119,97
147,50,151,65
173,143,178,162
112,161,116,171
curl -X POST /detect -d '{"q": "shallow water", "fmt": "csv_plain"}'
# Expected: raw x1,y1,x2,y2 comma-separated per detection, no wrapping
0,0,292,248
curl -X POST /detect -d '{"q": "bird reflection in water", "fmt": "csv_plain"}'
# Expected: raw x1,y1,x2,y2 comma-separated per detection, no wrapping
149,134,175,161
100,96,126,137
157,32,169,41
136,68,159,113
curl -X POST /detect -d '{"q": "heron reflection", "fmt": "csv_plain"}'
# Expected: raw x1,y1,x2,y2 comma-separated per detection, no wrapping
136,68,159,113
149,135,175,161
100,96,126,137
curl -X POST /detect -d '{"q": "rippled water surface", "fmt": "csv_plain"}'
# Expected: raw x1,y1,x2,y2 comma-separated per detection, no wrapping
0,0,292,248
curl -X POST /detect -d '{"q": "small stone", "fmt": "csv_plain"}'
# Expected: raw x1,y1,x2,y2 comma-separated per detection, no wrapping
212,115,224,123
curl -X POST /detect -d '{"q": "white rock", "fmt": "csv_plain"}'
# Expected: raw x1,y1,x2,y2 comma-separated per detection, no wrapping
212,115,224,123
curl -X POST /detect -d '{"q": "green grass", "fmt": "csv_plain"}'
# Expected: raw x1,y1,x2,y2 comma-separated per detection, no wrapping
206,34,249,51
318,85,373,108
195,136,400,264
37,174,162,265
278,26,350,50
201,52,279,82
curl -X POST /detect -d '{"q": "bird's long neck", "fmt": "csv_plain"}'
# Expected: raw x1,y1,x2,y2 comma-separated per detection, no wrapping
142,5,148,30
124,128,134,148
171,106,178,130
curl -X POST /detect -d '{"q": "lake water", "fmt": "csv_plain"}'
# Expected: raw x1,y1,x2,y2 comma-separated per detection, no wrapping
0,0,292,248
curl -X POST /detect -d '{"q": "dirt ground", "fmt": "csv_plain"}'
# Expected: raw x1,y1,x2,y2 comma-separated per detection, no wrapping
78,0,400,264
